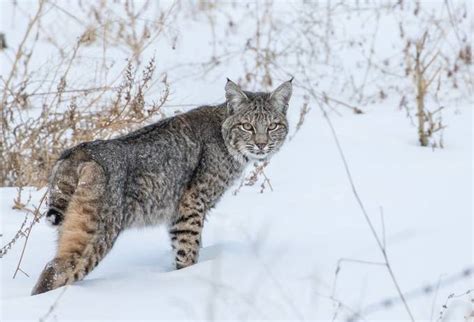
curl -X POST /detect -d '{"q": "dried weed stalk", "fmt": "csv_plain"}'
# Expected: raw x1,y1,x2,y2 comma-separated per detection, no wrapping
1,0,176,187
405,32,446,147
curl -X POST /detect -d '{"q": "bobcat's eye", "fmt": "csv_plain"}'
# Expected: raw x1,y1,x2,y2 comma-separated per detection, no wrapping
241,123,253,131
267,123,279,131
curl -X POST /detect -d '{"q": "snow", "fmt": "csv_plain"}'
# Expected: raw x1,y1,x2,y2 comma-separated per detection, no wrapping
1,105,472,321
1,1,472,321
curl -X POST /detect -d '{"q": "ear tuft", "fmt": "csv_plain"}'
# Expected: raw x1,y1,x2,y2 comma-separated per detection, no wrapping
225,79,248,114
270,80,293,113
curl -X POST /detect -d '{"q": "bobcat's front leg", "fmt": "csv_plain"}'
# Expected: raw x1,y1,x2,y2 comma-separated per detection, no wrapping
169,146,239,270
169,187,205,269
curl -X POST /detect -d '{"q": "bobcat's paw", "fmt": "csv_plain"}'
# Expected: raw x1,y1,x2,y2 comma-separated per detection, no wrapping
31,259,68,295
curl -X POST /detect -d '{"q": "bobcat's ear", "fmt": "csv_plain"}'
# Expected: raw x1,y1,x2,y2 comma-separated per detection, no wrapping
270,78,293,114
225,78,248,114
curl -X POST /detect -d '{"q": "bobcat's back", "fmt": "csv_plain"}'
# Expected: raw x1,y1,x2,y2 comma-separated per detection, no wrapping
47,105,233,227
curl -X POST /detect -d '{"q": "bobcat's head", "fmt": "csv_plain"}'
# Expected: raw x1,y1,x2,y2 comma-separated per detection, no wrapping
222,79,292,162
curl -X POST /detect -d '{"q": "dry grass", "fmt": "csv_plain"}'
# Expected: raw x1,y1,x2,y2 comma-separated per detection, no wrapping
0,0,176,187
411,32,444,147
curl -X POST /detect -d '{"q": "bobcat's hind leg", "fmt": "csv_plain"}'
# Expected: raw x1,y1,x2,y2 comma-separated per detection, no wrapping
32,161,119,295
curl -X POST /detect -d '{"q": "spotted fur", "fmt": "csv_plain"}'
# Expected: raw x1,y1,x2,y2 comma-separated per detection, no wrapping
31,79,292,295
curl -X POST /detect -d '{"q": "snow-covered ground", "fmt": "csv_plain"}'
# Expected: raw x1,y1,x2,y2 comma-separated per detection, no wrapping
2,104,472,320
1,1,472,321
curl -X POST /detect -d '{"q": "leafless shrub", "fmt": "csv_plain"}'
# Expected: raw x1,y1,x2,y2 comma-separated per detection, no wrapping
1,0,176,187
2,55,169,187
406,32,446,147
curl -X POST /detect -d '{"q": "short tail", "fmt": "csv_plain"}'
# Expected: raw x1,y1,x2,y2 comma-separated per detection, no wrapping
45,149,90,226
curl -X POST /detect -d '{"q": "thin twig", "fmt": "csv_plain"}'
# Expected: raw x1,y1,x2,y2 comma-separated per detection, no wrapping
379,206,386,250
296,77,415,321
430,275,444,321
13,191,48,279
331,257,387,313
322,103,414,321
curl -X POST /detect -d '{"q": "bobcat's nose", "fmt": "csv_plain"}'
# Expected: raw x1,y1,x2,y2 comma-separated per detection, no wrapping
255,143,267,150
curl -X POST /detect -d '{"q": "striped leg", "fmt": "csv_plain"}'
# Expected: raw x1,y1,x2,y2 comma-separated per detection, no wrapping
169,189,204,269
169,153,233,270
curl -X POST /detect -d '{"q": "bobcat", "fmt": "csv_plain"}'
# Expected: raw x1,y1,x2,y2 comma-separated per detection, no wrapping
31,78,292,295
